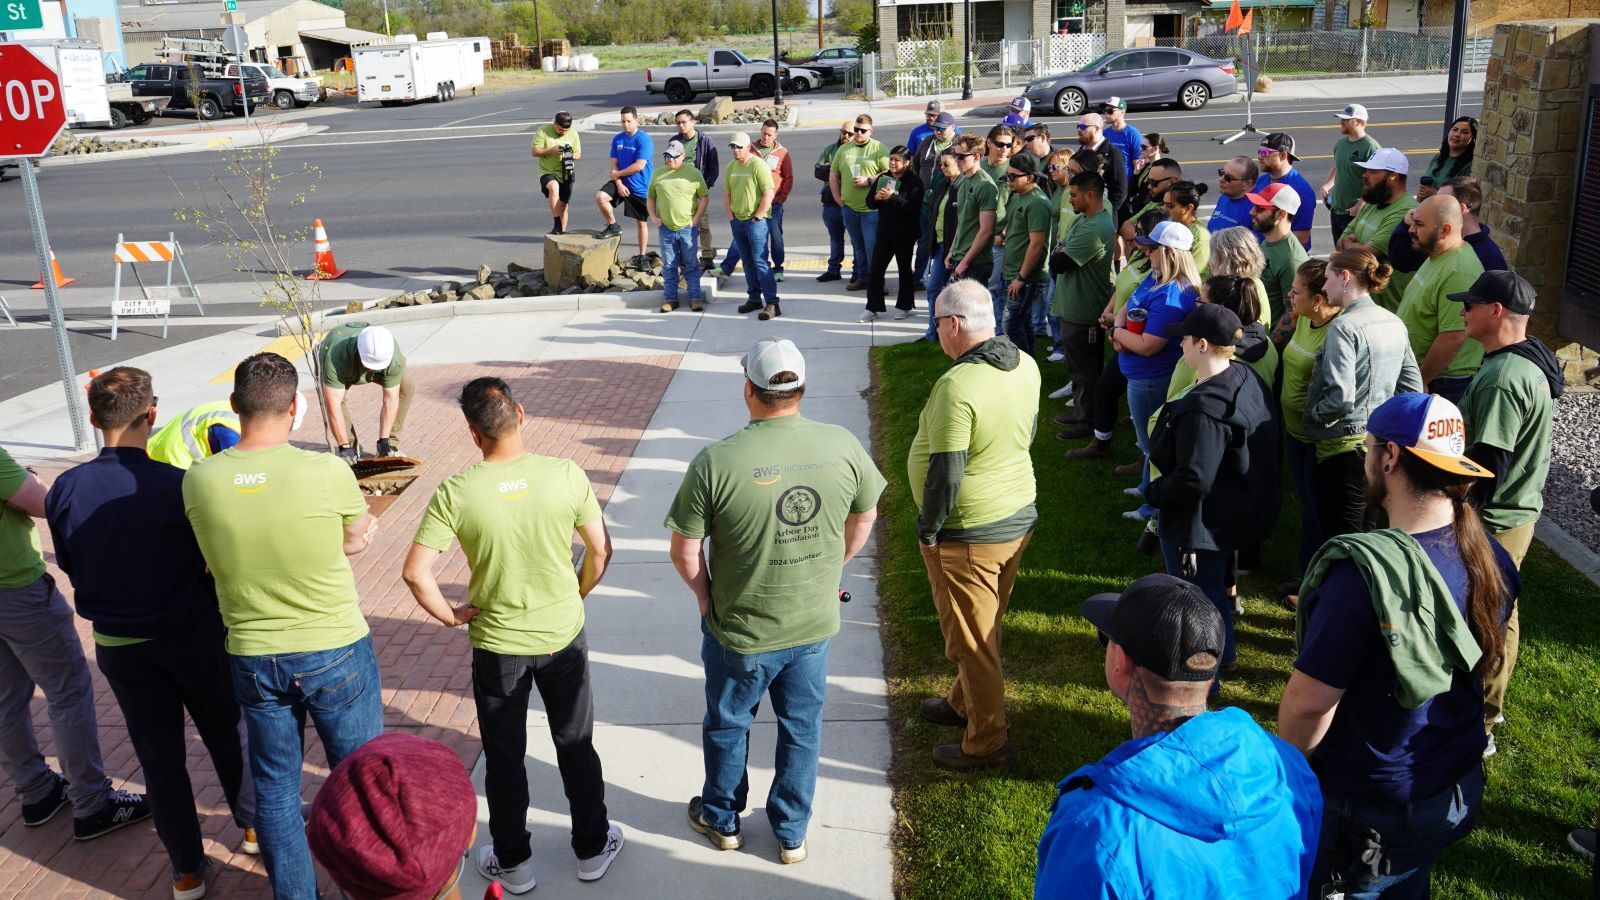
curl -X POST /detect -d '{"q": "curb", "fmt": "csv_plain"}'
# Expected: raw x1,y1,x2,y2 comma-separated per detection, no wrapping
38,124,316,168
1535,518,1600,590
578,106,800,133
273,287,695,334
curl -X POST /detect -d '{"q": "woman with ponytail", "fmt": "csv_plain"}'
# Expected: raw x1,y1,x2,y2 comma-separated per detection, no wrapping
1279,391,1518,898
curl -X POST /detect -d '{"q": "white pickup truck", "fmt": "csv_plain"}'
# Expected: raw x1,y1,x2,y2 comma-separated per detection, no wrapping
227,62,323,109
644,49,820,104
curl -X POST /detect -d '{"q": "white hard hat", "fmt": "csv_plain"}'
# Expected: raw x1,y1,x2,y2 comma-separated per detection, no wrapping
356,326,395,370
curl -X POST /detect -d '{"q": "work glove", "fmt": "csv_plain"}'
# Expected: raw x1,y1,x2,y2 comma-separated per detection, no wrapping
376,438,395,458
337,444,359,464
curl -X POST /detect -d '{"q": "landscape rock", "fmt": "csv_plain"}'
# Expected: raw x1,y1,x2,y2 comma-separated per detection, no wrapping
463,284,496,300
609,276,638,291
545,233,621,292
437,290,458,302
344,300,364,314
507,261,536,274
632,272,661,290
476,264,493,285
699,95,734,124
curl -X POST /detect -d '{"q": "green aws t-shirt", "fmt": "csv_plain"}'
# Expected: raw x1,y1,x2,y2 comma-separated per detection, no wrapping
1260,233,1309,323
1054,207,1115,325
1281,314,1335,443
319,321,407,389
1460,352,1555,530
413,454,602,656
1002,187,1052,283
831,139,889,212
1345,194,1418,312
532,124,580,179
0,448,44,589
663,416,886,654
950,170,999,261
648,165,708,232
1397,243,1485,378
183,444,369,656
981,159,1010,229
1330,135,1381,211
726,155,774,221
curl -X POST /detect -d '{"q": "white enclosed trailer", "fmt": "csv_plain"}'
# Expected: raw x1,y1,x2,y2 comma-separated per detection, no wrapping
353,35,490,105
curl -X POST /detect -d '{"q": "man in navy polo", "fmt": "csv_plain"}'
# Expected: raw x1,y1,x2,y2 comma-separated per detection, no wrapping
595,105,655,258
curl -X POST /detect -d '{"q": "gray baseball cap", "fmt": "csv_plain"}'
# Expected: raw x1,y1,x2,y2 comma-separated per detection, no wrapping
742,338,806,391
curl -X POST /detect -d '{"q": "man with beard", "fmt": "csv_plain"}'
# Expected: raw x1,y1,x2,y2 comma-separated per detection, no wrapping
1077,113,1128,217
1320,104,1380,243
1248,183,1309,327
1396,195,1485,402
1336,148,1417,312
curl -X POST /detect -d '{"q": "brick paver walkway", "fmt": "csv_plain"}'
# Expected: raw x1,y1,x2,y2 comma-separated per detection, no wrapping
0,354,680,898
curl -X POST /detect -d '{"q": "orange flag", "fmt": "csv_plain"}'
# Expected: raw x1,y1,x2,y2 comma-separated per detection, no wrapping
1225,0,1244,31
1240,8,1254,34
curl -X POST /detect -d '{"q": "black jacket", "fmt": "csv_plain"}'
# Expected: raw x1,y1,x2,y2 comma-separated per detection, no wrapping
1090,139,1129,214
866,169,925,233
1146,362,1281,552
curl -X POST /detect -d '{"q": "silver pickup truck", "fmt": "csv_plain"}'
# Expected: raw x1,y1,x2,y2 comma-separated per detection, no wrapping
644,49,820,103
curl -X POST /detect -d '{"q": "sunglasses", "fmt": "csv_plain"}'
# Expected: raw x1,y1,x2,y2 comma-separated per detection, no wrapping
1047,163,1064,172
991,140,1013,149
934,314,965,324
728,143,748,150
1217,170,1243,182
1076,123,1090,131
953,151,975,160
853,127,872,134
1002,172,1031,181
663,152,681,159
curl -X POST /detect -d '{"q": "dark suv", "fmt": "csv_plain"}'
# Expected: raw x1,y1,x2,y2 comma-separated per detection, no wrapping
121,63,270,120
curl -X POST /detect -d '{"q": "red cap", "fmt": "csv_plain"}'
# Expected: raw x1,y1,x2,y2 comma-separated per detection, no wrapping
1244,182,1301,215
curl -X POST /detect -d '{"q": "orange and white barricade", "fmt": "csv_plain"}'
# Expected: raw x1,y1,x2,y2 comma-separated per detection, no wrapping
110,233,204,341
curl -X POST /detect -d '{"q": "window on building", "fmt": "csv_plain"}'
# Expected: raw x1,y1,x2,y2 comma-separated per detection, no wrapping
973,2,1005,42
1055,0,1086,34
896,3,952,41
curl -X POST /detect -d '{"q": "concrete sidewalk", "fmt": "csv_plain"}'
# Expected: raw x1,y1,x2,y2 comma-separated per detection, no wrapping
0,254,918,897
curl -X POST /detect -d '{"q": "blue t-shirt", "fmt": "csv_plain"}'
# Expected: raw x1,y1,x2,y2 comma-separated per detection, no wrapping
906,123,936,155
1253,168,1316,249
1209,193,1256,234
1105,122,1143,181
1294,524,1519,805
1119,276,1197,381
610,129,655,195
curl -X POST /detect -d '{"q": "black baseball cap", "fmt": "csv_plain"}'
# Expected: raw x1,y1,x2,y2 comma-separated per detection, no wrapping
1007,152,1042,178
1260,132,1299,163
1082,574,1224,683
1160,303,1243,346
1447,270,1537,315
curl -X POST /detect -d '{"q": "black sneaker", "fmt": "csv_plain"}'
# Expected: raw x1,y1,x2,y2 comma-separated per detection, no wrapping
73,789,151,841
816,271,842,283
22,771,68,827
597,223,622,238
736,300,763,314
687,796,742,850
548,225,565,236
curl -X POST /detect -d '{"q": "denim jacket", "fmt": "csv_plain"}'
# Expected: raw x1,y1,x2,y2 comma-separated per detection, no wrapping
1304,296,1422,441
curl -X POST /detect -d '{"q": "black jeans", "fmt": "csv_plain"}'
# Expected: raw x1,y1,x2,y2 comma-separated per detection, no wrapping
1093,359,1128,438
473,629,608,866
867,225,917,312
1315,446,1377,540
96,611,252,875
1329,209,1355,244
1061,321,1104,426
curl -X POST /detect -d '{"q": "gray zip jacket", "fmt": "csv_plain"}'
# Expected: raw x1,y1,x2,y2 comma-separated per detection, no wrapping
1304,296,1422,441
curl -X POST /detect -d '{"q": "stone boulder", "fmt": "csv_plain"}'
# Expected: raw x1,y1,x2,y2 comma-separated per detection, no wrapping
545,233,621,292
698,95,734,125
507,261,537,274
475,264,493,285
463,284,496,300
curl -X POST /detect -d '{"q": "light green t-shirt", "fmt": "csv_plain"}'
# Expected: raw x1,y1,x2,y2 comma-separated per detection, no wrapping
1054,207,1115,325
831,139,889,212
950,170,999,262
0,448,44,590
1345,194,1418,312
663,416,886,655
413,454,602,656
1260,233,1309,324
1281,314,1335,443
184,444,369,656
532,124,580,180
1112,256,1149,313
726,155,774,221
1330,135,1381,211
648,165,708,233
1052,186,1079,245
318,321,407,389
1187,220,1211,277
1397,243,1485,378
1460,351,1555,531
1002,187,1052,283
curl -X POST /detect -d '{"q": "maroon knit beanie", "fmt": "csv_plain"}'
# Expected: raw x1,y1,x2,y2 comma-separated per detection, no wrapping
307,734,477,900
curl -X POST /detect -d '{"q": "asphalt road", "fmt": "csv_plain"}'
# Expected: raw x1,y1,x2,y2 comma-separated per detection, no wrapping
0,78,1478,400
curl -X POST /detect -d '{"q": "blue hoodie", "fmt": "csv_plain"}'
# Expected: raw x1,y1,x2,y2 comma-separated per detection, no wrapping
1035,708,1322,899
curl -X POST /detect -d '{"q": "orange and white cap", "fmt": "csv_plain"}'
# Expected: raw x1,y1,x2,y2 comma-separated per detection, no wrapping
1368,393,1491,478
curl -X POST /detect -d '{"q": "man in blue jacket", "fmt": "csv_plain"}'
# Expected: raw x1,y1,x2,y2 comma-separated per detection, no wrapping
1035,575,1321,899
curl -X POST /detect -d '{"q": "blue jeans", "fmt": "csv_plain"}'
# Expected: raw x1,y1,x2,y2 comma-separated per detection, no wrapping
821,202,844,275
1313,762,1484,899
1160,541,1235,665
1125,373,1167,514
913,210,932,288
659,224,701,303
700,622,830,848
924,242,949,340
1285,435,1323,575
841,207,877,283
231,636,384,900
1002,280,1043,355
987,246,1006,327
729,217,777,304
720,202,784,275
1032,277,1055,343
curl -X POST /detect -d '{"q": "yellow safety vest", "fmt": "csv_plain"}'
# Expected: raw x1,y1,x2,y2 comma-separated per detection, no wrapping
147,401,240,470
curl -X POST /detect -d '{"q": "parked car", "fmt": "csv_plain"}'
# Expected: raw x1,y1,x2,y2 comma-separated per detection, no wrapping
645,49,811,102
792,45,861,80
227,62,322,109
1022,48,1238,116
122,62,269,120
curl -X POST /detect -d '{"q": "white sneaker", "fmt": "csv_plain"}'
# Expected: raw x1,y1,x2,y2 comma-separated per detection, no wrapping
1063,397,1076,408
1047,383,1074,399
858,311,879,323
477,845,537,895
1482,733,1497,759
893,308,913,319
1234,595,1244,615
779,839,808,864
1122,486,1143,497
577,823,624,882
1046,350,1066,363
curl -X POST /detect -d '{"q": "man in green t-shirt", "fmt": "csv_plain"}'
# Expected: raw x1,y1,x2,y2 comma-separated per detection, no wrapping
1053,170,1115,441
725,132,780,320
1452,271,1561,744
999,152,1051,353
1249,182,1310,326
317,321,414,462
531,110,581,235
1396,195,1485,401
403,377,622,889
945,133,998,284
648,139,710,314
1337,147,1418,312
1321,103,1381,243
911,279,1040,772
981,124,1017,314
183,351,382,899
665,338,884,863
829,114,889,289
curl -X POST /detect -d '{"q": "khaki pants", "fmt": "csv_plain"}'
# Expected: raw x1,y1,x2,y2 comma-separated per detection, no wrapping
921,532,1031,756
1483,519,1534,730
341,371,415,446
698,217,717,266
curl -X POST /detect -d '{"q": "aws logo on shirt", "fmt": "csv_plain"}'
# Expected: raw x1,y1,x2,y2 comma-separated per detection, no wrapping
499,479,529,500
232,472,269,494
753,465,782,486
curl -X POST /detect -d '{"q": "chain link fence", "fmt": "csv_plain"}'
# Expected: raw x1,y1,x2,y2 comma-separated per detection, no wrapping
859,34,1106,99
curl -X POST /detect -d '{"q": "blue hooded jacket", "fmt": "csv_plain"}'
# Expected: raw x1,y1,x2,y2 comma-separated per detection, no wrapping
1035,707,1322,899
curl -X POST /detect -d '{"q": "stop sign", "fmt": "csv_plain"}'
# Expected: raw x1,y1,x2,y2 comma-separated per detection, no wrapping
0,43,66,158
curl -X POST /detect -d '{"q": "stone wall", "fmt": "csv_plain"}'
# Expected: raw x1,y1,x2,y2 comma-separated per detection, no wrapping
1477,18,1600,385
1424,0,1600,32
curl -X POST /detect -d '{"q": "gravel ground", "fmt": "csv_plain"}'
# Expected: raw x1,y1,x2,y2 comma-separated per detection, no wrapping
1544,390,1600,555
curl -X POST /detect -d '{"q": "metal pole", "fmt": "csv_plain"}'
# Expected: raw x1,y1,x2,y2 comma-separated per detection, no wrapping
1441,0,1468,133
382,0,392,36
772,0,784,105
817,0,823,49
961,0,972,99
19,163,91,452
533,0,542,55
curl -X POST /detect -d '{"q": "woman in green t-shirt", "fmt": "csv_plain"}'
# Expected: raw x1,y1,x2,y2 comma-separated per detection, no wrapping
1277,258,1338,609
1416,116,1475,201
1162,181,1211,276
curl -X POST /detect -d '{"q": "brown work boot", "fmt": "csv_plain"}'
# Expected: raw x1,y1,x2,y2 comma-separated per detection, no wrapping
1052,411,1082,426
1065,440,1111,460
1056,424,1095,441
932,741,1016,772
919,697,967,728
1113,455,1145,478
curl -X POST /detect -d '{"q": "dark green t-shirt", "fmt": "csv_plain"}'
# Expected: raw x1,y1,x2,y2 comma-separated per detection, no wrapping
318,322,407,388
1260,233,1309,323
981,159,1010,229
1330,135,1381,211
663,415,886,654
950,170,999,262
1460,351,1554,530
1054,207,1116,325
1002,187,1052,283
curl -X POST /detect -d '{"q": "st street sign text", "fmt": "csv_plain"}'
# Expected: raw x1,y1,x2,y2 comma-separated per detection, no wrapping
3,0,43,31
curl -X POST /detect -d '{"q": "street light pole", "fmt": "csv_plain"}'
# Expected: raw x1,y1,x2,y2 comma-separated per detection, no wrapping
961,0,972,99
1441,0,1469,135
772,0,784,105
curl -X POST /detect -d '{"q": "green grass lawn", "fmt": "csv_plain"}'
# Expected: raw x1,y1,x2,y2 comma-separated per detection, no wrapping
868,339,1599,899
579,29,844,74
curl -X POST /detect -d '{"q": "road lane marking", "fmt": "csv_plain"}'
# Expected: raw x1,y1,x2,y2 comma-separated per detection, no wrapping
438,107,522,128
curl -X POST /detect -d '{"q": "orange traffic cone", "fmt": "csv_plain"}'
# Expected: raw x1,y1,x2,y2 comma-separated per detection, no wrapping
32,247,76,289
306,219,348,281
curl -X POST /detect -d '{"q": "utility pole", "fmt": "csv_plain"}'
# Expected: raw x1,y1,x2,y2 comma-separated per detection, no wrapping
1441,0,1469,133
533,0,543,54
381,0,391,36
772,0,784,105
817,0,823,49
961,0,972,99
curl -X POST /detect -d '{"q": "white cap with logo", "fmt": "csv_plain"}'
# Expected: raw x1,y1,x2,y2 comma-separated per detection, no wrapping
1355,147,1410,176
742,338,806,391
1335,103,1370,120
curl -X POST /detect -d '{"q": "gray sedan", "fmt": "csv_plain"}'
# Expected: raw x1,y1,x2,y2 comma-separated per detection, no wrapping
1023,48,1239,117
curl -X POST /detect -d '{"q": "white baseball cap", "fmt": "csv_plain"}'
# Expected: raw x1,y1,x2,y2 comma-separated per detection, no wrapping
1245,182,1302,215
356,325,395,370
728,132,752,149
1134,220,1194,252
742,338,806,391
1355,147,1410,176
291,391,308,431
1335,103,1370,121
